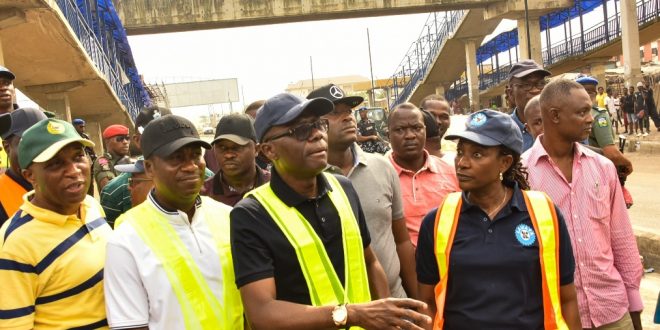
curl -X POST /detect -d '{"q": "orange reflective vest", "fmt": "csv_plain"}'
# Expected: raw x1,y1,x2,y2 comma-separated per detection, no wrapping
433,191,568,330
0,173,27,218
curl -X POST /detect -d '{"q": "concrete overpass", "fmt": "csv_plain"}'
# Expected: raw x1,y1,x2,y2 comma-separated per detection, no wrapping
0,0,146,152
114,0,509,35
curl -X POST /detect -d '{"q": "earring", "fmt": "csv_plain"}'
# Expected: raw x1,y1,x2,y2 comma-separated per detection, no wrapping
499,172,503,181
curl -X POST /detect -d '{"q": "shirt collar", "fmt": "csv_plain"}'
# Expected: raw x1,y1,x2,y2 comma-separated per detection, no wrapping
389,150,436,175
212,165,267,195
325,143,367,176
525,135,589,167
270,167,331,207
459,183,527,214
20,191,91,226
148,190,202,216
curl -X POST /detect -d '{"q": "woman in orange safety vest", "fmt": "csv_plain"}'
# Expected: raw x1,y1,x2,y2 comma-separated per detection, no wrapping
415,110,582,329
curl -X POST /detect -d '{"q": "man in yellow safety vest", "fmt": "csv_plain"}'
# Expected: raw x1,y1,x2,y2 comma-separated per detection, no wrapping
104,115,243,329
230,93,431,329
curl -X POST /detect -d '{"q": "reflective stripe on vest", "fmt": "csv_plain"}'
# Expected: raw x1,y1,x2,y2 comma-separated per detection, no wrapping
433,191,568,330
124,197,243,329
247,173,371,307
0,174,26,218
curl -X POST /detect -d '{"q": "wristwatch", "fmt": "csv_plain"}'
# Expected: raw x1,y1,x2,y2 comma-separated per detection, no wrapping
332,303,348,327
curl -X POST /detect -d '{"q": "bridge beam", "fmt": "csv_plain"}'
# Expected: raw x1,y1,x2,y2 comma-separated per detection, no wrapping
464,38,480,113
621,0,643,86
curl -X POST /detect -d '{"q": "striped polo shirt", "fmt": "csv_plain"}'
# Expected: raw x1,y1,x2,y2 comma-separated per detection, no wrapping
0,193,112,329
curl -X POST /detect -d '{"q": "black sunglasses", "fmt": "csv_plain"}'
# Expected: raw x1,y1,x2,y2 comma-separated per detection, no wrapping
114,135,130,142
265,119,329,142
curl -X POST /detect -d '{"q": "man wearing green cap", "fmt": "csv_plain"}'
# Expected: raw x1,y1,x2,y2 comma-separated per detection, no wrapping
0,119,112,329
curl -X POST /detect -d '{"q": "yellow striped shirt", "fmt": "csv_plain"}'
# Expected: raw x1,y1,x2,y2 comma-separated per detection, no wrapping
0,193,112,329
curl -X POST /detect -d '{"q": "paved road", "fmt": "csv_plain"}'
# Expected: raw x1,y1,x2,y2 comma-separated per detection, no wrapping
641,273,660,329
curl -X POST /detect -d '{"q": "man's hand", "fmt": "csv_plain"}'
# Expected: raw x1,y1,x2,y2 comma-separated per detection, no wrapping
347,298,432,329
630,311,642,330
371,135,380,141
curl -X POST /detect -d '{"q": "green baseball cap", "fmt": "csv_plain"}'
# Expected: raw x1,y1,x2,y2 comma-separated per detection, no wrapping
18,119,95,169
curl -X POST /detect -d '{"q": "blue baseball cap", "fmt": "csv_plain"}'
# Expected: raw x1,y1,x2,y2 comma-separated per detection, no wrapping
72,118,85,126
575,76,598,85
254,93,334,142
445,109,523,154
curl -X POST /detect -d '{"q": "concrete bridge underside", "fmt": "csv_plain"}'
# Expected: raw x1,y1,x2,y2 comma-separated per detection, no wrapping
113,0,507,35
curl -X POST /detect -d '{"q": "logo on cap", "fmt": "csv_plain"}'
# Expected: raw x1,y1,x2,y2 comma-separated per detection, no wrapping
515,223,536,246
468,113,487,128
153,110,161,119
330,86,344,99
46,122,65,135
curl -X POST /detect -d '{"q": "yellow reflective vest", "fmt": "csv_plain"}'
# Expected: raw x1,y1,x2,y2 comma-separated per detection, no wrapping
119,196,243,329
247,173,371,308
433,191,567,330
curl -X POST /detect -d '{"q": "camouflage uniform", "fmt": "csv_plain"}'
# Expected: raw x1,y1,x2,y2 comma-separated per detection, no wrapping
589,106,615,148
92,151,130,187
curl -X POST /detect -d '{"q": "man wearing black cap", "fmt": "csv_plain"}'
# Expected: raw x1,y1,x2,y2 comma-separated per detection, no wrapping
105,115,244,329
202,113,270,207
0,108,47,226
506,60,551,152
0,66,16,170
231,93,431,329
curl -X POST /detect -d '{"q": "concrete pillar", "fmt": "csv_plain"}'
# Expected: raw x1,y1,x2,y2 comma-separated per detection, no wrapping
0,38,4,66
46,93,72,122
517,17,543,65
86,121,104,156
621,0,643,85
435,85,445,97
464,39,480,113
589,63,610,88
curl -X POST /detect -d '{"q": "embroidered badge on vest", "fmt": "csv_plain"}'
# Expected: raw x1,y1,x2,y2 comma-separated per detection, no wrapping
514,223,536,246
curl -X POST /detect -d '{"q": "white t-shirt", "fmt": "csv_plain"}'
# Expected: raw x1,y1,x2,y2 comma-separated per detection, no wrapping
104,193,230,329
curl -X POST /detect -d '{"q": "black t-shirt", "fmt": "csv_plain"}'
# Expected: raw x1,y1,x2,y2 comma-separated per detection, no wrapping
634,92,646,112
230,169,371,305
416,186,575,330
358,119,377,137
621,95,634,114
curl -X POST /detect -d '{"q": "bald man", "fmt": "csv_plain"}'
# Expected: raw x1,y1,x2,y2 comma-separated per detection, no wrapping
523,95,543,140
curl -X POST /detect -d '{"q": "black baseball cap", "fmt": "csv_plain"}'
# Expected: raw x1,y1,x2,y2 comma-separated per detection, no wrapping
0,66,15,80
0,107,48,139
135,106,172,134
255,93,334,142
140,115,211,159
508,60,551,80
306,84,364,108
445,109,523,154
421,110,439,139
212,113,256,145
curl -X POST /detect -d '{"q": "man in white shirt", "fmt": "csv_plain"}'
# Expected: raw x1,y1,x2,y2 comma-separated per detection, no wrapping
104,115,243,329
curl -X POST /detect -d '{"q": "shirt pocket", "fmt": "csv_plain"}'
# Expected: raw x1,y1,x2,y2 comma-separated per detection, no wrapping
587,182,610,222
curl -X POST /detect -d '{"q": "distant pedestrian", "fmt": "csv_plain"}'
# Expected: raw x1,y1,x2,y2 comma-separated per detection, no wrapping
634,82,649,136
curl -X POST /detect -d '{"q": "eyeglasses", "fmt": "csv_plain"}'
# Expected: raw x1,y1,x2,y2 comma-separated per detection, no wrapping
265,119,329,142
327,108,353,117
512,80,547,92
114,135,130,142
128,177,152,186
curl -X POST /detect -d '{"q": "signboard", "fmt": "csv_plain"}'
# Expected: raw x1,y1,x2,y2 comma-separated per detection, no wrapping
163,78,239,108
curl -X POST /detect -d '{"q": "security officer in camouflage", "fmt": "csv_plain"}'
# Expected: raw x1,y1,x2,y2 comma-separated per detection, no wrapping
93,124,131,191
576,76,633,176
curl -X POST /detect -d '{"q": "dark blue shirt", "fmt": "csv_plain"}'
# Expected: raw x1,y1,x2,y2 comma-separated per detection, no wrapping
416,185,575,330
511,109,534,153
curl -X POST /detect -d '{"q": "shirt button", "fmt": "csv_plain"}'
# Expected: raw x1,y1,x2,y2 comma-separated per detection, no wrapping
580,262,584,266
487,229,493,234
483,217,488,222
573,215,578,218
578,238,582,243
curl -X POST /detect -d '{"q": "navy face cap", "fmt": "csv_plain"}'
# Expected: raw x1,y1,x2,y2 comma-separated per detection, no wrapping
508,60,551,79
0,107,48,139
0,66,15,80
445,109,523,154
254,93,334,142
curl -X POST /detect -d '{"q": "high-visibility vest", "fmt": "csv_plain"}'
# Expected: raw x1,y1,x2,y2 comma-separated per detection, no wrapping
120,196,243,329
247,173,371,308
433,191,567,330
0,173,27,218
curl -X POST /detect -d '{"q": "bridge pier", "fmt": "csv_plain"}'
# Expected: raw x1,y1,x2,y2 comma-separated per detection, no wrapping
517,16,543,65
621,0,643,85
464,39,480,113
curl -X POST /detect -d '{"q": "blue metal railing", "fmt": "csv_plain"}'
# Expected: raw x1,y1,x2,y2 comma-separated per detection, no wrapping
447,0,660,101
55,0,146,119
387,11,466,109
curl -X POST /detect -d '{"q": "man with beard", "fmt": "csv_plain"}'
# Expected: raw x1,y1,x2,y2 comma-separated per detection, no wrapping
93,124,131,191
105,115,244,329
202,113,269,206
387,103,459,247
231,93,431,329
0,119,111,329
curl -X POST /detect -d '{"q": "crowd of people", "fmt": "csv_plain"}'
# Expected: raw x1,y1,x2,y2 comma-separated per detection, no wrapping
0,59,657,330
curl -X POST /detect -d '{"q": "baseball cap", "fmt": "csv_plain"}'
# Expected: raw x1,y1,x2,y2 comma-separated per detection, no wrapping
115,157,145,173
255,93,334,142
18,119,95,169
212,113,256,145
306,84,364,108
575,76,598,85
508,60,551,79
0,66,15,80
135,106,172,134
445,109,523,154
0,107,48,139
636,81,645,88
103,124,129,139
72,118,85,126
140,115,211,159
421,109,439,138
